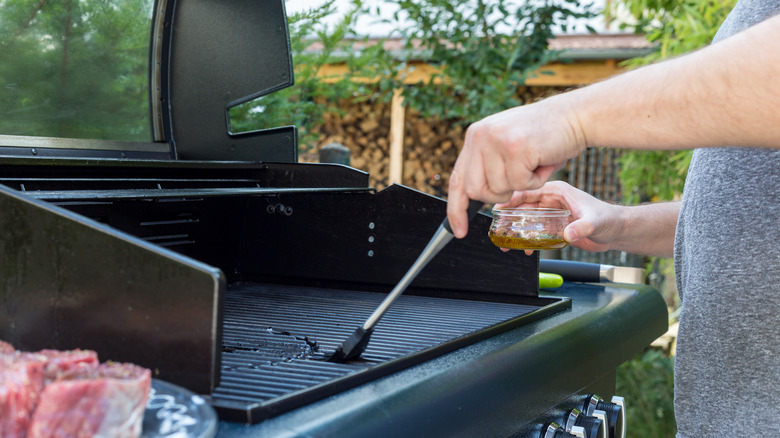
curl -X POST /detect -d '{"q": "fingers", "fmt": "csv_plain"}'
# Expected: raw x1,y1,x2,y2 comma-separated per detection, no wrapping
446,168,471,239
447,100,583,238
500,182,571,209
455,117,553,205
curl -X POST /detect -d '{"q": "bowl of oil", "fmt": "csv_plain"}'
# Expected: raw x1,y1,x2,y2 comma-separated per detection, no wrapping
488,207,571,250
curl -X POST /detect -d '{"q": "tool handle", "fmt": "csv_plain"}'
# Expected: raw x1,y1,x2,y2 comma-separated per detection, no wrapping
539,272,564,289
362,224,454,330
362,199,482,332
443,199,484,234
539,259,603,283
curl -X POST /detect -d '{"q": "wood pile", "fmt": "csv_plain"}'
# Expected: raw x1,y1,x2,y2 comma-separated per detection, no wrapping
302,85,570,198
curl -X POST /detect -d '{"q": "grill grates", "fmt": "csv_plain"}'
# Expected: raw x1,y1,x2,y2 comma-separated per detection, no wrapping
210,283,566,422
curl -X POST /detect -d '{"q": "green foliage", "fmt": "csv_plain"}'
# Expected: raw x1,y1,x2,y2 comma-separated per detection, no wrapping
614,0,736,66
616,349,677,437
381,0,597,123
611,0,736,202
229,0,372,151
619,149,691,204
0,0,153,141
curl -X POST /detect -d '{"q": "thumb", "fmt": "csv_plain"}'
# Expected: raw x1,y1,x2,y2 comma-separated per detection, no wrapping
564,218,596,243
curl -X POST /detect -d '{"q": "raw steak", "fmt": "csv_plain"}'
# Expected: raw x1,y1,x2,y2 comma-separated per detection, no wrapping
36,349,99,383
0,353,45,438
0,340,15,354
26,362,151,438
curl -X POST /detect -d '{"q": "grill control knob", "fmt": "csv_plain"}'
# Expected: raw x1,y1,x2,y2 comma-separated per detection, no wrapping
541,422,580,438
610,396,626,438
583,395,625,438
563,408,606,438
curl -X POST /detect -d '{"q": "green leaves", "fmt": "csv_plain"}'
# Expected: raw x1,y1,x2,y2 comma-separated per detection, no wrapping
616,0,736,67
382,0,596,123
0,0,153,141
616,349,677,437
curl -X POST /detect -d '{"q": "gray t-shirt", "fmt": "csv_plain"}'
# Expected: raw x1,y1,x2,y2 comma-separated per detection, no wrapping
673,1,780,436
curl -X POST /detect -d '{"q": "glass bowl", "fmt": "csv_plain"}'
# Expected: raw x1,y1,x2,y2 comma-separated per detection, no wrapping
488,207,571,250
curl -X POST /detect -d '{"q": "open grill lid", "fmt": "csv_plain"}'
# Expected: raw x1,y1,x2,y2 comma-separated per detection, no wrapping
1,0,298,163
155,0,298,162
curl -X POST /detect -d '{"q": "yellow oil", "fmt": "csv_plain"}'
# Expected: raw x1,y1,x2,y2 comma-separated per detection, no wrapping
489,234,568,250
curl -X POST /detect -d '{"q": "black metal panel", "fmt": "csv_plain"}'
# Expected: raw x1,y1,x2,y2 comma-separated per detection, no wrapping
237,184,539,296
0,159,370,193
27,181,534,297
162,0,297,161
0,185,223,394
0,146,170,161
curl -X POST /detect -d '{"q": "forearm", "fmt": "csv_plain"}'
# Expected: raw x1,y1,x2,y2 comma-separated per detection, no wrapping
564,14,780,151
610,201,680,258
445,15,780,239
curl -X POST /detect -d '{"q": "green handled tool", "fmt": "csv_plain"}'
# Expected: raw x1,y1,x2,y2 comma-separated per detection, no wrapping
539,272,564,289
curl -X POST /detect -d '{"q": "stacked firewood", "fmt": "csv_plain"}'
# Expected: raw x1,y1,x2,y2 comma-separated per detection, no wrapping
303,86,569,197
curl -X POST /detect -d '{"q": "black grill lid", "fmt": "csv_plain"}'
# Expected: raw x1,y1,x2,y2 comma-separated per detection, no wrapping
157,0,298,162
0,0,297,163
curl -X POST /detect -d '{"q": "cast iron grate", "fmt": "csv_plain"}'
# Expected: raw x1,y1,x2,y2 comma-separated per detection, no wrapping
210,283,569,423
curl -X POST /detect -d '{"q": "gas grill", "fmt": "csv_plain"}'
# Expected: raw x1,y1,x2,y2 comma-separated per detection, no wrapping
0,1,667,437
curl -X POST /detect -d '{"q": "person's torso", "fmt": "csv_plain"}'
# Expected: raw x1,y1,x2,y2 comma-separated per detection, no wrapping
673,1,780,436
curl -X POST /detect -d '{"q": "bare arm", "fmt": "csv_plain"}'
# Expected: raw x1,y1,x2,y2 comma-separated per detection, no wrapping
573,16,780,151
606,201,679,258
447,14,780,238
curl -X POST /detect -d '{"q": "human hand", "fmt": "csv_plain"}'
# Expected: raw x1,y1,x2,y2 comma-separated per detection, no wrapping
446,96,586,238
497,181,623,255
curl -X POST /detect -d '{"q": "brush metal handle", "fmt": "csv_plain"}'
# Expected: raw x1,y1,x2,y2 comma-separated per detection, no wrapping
362,200,484,331
363,224,453,330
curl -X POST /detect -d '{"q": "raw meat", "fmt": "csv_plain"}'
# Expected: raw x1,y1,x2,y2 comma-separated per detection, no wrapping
35,349,99,383
0,340,14,354
0,342,151,438
0,353,45,438
26,362,151,438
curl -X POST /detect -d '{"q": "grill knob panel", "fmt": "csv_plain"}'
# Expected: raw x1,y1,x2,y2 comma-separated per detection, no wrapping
531,394,627,438
590,410,608,438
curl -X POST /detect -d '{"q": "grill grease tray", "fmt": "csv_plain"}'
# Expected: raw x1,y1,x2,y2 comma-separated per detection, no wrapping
211,283,570,423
